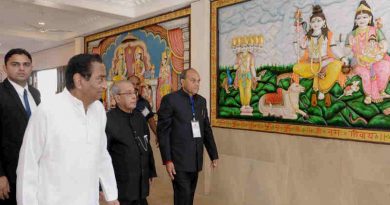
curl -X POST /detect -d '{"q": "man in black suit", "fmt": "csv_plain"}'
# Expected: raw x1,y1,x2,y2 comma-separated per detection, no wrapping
106,80,157,205
0,48,40,204
158,68,218,205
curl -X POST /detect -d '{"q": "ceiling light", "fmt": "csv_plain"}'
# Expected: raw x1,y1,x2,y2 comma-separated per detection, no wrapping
38,22,45,26
135,0,151,5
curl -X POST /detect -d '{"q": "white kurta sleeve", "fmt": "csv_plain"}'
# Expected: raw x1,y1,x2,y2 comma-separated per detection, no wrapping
16,107,47,205
98,111,118,201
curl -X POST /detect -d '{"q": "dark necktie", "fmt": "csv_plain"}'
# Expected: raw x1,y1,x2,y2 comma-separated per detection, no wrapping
23,89,31,118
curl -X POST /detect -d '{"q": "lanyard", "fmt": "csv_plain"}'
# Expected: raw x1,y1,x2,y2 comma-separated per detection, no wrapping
190,96,196,120
129,117,148,152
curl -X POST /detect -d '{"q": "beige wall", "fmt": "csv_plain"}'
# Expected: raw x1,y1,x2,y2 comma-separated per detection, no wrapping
207,129,390,205
1,38,82,70
0,54,3,67
0,43,75,69
32,42,75,70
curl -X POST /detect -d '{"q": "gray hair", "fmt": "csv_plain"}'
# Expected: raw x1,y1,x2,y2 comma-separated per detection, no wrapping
111,80,133,95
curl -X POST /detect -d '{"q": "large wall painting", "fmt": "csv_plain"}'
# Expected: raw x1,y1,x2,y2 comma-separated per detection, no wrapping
211,0,390,143
85,8,190,111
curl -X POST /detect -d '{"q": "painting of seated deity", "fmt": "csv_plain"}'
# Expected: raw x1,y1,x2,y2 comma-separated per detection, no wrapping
85,9,190,112
211,0,390,143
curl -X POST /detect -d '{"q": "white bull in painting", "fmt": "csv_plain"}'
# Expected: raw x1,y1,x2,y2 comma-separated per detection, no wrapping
258,82,307,119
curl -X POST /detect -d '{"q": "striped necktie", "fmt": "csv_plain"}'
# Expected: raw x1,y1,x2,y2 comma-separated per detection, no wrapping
23,89,31,118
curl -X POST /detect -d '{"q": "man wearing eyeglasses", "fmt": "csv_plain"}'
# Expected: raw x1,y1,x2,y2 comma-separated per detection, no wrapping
0,48,40,205
129,76,158,145
106,80,157,205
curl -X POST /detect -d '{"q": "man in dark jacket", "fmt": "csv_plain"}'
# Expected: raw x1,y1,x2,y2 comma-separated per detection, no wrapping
0,48,40,205
106,80,157,205
129,75,157,145
157,68,218,205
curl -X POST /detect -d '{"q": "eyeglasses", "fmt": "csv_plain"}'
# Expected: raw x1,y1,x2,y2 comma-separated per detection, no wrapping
117,91,138,96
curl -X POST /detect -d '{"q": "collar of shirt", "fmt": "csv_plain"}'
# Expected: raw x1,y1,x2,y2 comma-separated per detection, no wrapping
62,88,91,115
115,107,134,117
178,89,197,99
8,79,29,98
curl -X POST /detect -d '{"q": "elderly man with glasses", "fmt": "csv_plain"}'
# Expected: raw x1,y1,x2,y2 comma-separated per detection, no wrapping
105,80,157,205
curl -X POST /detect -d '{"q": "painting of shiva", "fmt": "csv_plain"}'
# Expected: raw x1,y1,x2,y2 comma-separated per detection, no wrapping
211,0,390,143
85,9,190,111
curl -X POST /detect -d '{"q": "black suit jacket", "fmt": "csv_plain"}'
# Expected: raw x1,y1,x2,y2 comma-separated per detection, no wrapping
0,78,40,185
106,108,157,201
157,89,218,172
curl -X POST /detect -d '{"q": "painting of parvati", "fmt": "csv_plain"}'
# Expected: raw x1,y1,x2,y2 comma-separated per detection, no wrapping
86,14,189,111
216,0,390,130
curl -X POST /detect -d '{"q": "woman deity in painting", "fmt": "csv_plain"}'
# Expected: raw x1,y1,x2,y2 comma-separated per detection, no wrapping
156,50,172,110
292,5,345,107
233,37,257,115
110,46,128,81
345,0,390,104
133,46,146,82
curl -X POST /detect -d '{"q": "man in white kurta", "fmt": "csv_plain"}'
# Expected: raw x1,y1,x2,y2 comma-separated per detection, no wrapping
16,54,119,205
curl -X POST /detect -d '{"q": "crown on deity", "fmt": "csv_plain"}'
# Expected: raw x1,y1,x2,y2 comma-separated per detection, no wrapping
231,35,264,49
135,46,143,54
161,50,169,59
117,47,124,53
356,1,371,13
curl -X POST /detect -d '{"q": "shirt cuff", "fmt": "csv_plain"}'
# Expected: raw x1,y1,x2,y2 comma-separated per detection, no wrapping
103,191,118,202
163,160,172,165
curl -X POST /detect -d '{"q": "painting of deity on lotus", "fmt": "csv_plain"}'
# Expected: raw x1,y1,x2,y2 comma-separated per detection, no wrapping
85,9,190,111
211,0,390,143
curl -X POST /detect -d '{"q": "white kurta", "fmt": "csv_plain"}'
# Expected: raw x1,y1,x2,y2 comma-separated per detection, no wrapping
16,89,118,205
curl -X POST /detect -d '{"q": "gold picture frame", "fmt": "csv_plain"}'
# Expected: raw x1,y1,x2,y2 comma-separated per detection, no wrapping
85,8,191,111
210,0,390,143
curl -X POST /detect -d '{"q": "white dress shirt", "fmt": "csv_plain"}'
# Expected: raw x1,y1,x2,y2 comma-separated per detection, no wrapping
8,79,37,113
16,88,118,205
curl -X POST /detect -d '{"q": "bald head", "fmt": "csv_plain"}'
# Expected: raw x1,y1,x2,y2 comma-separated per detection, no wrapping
180,68,199,80
180,68,200,96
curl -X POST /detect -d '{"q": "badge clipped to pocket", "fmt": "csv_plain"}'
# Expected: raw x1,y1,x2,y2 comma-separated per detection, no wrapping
191,120,201,138
142,107,150,117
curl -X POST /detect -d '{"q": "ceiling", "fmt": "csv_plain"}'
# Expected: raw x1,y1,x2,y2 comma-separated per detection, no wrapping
0,0,197,55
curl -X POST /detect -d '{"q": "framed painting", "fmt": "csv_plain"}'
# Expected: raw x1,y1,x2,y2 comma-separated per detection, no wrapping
85,8,190,112
211,0,390,143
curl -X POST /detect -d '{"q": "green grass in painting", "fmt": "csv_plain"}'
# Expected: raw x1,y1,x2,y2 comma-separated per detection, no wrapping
216,64,390,129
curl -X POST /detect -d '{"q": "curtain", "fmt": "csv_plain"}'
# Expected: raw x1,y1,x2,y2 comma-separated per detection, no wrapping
28,71,38,88
56,66,67,93
168,28,185,73
167,28,185,91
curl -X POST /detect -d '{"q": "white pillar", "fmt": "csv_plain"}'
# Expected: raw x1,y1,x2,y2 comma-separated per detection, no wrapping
191,0,210,111
191,0,212,195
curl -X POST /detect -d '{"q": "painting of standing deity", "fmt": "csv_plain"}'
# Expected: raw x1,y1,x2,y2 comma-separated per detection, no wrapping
85,8,190,112
211,0,390,143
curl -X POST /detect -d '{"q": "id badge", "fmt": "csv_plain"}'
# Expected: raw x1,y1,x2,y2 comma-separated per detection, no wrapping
191,120,201,138
141,107,150,117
